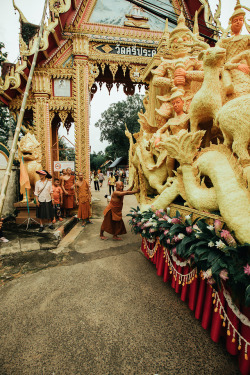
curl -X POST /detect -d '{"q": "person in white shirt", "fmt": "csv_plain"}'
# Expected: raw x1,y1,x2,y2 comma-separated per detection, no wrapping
34,170,54,232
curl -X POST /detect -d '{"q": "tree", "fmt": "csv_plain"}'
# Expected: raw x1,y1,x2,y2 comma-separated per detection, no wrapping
59,138,75,161
90,151,106,171
95,94,143,161
0,107,16,147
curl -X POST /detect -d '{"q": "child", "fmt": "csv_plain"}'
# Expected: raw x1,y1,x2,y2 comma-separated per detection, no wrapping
100,181,139,241
52,178,63,223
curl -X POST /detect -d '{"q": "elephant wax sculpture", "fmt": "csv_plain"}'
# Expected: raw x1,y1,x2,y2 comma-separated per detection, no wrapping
217,1,250,99
126,2,250,245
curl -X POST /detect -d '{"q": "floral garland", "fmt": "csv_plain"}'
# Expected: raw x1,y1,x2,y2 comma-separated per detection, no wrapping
128,207,250,307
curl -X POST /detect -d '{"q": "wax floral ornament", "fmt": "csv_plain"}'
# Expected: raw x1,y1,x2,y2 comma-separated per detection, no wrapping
128,207,250,306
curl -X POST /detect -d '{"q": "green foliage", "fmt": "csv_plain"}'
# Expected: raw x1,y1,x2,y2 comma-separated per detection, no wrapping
0,107,16,147
95,94,143,160
59,138,75,161
90,151,106,171
128,207,250,306
0,42,8,66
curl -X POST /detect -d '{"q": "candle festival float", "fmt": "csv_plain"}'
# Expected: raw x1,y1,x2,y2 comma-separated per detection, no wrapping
126,2,250,374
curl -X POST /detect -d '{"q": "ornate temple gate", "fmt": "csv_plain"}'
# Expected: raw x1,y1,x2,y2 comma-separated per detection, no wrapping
0,0,216,180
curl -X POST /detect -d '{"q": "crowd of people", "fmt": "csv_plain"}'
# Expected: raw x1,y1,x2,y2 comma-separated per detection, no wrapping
0,167,135,243
34,167,92,232
92,169,128,195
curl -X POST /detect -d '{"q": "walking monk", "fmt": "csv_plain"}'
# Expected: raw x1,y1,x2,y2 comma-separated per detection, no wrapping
75,172,92,227
100,181,139,241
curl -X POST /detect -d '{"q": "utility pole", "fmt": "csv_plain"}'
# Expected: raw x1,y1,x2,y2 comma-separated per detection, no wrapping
0,0,48,216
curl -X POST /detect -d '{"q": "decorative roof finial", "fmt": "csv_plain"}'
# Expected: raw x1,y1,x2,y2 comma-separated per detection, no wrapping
193,11,199,35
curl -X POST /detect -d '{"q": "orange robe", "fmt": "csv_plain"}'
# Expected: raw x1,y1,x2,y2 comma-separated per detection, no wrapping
63,175,75,209
77,180,91,220
101,198,127,236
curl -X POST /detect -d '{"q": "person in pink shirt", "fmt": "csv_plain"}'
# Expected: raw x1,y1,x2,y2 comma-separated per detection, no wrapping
52,178,63,223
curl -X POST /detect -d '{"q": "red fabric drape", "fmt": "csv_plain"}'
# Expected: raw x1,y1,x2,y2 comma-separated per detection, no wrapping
141,239,250,375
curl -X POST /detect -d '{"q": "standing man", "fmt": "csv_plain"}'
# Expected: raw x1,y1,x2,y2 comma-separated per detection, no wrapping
98,170,105,188
121,170,126,185
114,169,119,182
108,172,116,195
100,181,139,241
75,172,92,227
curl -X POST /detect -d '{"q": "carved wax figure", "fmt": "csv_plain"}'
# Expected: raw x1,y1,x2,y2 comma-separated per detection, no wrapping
100,182,139,241
152,10,204,97
75,172,92,227
217,1,250,97
34,170,54,232
62,167,75,215
151,88,189,176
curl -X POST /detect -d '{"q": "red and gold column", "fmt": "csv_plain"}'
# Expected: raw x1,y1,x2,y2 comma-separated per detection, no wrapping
33,71,52,172
73,35,90,179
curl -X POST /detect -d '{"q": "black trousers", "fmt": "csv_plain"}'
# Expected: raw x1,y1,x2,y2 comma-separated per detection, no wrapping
109,184,114,195
94,180,99,191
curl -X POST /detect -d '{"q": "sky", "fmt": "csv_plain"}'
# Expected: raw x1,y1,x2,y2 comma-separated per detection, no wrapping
0,0,249,153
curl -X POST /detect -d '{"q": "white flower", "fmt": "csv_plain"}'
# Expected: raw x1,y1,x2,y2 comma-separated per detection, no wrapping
207,225,214,231
208,241,215,247
168,218,172,223
202,268,212,279
178,233,185,240
138,211,141,214
149,218,152,222
216,240,226,249
152,214,156,218
185,215,192,225
195,234,200,238
142,230,146,234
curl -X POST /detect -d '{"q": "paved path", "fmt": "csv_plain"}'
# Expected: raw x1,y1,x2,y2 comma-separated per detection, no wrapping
0,183,240,374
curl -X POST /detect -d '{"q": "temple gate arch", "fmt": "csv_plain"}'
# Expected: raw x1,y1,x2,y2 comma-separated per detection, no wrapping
0,0,216,180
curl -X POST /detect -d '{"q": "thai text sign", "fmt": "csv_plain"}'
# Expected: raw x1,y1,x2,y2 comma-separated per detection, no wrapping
96,43,157,57
54,161,75,172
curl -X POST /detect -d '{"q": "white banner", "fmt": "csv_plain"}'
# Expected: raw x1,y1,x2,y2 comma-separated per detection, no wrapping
54,161,75,172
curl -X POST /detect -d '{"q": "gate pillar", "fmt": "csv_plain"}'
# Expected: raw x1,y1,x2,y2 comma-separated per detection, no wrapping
33,71,52,173
73,35,90,179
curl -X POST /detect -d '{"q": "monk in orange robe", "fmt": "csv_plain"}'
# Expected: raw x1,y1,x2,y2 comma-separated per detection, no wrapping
62,167,75,217
75,172,92,227
100,181,139,240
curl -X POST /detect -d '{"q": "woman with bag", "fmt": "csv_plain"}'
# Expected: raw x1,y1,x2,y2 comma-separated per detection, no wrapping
34,170,55,232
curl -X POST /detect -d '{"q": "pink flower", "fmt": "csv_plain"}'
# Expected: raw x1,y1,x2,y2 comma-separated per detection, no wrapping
149,228,156,233
155,209,164,217
221,230,237,247
186,226,193,234
172,247,177,255
163,215,170,221
207,277,216,285
173,235,180,243
219,269,229,281
164,230,169,235
172,218,181,224
214,219,223,235
167,239,171,244
244,264,250,276
143,222,153,227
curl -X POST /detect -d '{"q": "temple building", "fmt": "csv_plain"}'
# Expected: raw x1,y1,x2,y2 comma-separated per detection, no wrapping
0,0,216,179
